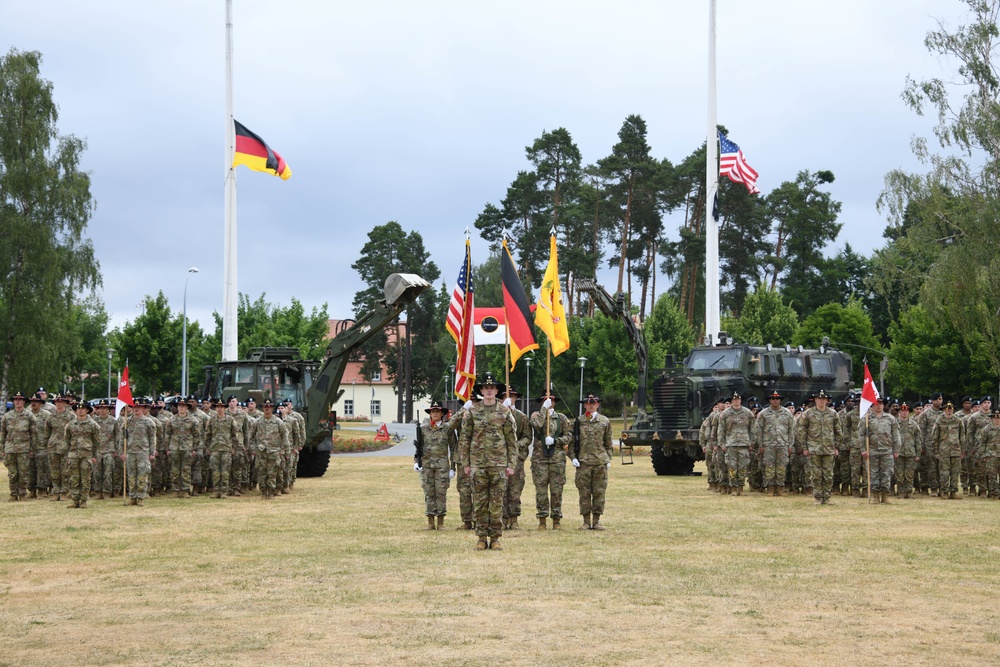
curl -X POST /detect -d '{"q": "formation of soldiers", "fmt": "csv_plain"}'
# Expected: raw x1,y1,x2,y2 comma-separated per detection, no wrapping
702,389,1000,504
1,389,307,507
413,372,614,550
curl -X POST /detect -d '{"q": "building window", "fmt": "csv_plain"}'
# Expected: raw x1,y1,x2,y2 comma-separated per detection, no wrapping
370,369,381,382
343,400,354,417
371,400,381,417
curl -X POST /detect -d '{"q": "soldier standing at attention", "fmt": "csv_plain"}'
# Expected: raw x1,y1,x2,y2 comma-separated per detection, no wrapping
123,398,156,505
966,397,993,496
148,398,169,496
700,400,721,491
930,401,965,499
226,396,248,496
414,400,457,529
204,398,237,499
895,403,921,498
755,390,795,497
64,400,100,509
92,399,119,500
718,392,755,496
253,398,289,499
1,391,37,501
977,410,1000,498
459,373,516,551
840,396,864,498
713,397,732,492
243,397,262,492
448,396,476,530
166,399,200,497
916,392,944,495
572,394,614,530
27,392,49,497
283,400,306,491
798,390,844,505
500,387,532,530
45,394,74,502
529,391,573,529
858,397,901,504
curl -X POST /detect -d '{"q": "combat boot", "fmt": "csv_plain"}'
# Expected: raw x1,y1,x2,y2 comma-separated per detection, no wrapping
475,537,488,551
952,491,962,499
537,518,547,530
508,516,518,530
27,490,36,499
130,498,138,506
50,493,62,502
904,491,911,499
579,513,592,530
456,521,473,531
426,515,436,530
840,484,849,496
881,491,890,504
231,489,241,497
215,490,223,499
735,486,743,496
591,514,606,531
68,498,79,508
8,495,18,502
136,498,144,507
980,488,988,497
436,516,445,529
489,538,503,551
97,492,104,500
79,499,87,509
551,518,561,530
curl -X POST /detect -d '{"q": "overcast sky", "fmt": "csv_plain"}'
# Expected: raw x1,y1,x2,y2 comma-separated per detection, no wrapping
2,0,966,333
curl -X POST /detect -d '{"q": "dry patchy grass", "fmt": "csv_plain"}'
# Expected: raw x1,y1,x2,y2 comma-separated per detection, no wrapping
2,458,1000,666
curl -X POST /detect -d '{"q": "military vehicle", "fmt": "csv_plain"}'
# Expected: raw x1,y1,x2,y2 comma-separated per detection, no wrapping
197,273,429,478
576,279,854,475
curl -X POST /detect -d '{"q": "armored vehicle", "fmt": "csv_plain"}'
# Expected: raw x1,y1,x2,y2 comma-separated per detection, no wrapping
197,273,429,478
576,279,854,475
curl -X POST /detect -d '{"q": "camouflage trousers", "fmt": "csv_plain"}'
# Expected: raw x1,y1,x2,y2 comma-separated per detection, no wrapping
894,456,916,495
471,466,507,539
169,450,195,492
126,452,151,499
968,452,986,491
94,452,116,494
502,458,526,519
984,456,999,497
290,450,299,485
790,449,807,491
4,452,31,497
210,452,232,494
231,451,248,490
961,449,974,491
67,455,93,502
575,463,608,515
114,457,124,496
191,451,205,488
834,450,850,487
247,454,258,490
724,446,750,489
809,453,835,500
259,451,283,492
32,449,49,491
49,450,68,495
918,448,939,490
850,448,867,490
704,448,717,484
938,455,962,494
865,452,895,492
761,446,789,488
714,447,729,486
151,449,169,492
420,467,450,516
531,460,566,519
748,447,763,490
455,469,473,523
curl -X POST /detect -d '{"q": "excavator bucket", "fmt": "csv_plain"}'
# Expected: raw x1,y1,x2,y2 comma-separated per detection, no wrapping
383,273,430,306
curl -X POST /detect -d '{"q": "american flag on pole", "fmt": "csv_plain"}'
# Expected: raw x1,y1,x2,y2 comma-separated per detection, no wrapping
446,239,475,401
719,132,760,194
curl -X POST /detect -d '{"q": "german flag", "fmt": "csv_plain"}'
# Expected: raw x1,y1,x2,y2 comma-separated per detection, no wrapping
501,239,538,369
232,120,292,180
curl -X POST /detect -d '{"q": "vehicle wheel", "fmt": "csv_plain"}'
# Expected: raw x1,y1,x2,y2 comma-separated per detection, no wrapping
296,449,331,478
650,444,696,476
651,444,671,475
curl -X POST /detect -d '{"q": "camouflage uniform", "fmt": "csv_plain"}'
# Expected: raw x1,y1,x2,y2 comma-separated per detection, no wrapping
841,406,864,494
459,402,516,541
699,412,717,487
964,409,991,495
205,411,237,497
718,404,755,491
28,403,50,493
448,409,474,526
957,407,976,491
1,406,37,499
252,412,289,498
916,405,943,493
166,411,201,494
502,405,532,526
896,415,921,497
529,408,573,522
190,406,210,490
857,411,901,494
755,405,795,490
710,412,729,488
797,406,843,503
287,409,306,488
45,407,74,496
65,414,100,505
228,408,249,494
152,409,171,494
418,417,457,517
124,413,156,500
930,412,964,496
978,421,1000,498
93,412,120,496
573,410,613,520
244,408,262,489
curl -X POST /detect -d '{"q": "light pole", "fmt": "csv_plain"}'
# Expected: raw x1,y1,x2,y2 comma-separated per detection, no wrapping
106,348,115,399
352,379,356,417
578,357,588,416
524,355,533,413
81,372,88,401
442,370,449,400
182,267,200,396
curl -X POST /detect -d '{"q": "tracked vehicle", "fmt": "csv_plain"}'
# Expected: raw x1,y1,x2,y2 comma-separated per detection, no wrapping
198,273,429,478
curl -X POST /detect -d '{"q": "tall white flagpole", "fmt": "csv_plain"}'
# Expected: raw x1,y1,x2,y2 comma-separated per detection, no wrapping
223,0,239,361
705,0,720,346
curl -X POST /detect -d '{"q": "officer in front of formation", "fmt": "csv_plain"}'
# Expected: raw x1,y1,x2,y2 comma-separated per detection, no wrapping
414,399,456,529
572,394,613,530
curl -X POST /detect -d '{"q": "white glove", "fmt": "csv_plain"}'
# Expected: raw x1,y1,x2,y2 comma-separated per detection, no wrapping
548,408,555,417
590,412,598,422
606,461,611,470
542,398,552,409
502,398,512,407
544,436,554,446
572,458,580,468
463,400,473,410
414,462,422,472
449,469,455,479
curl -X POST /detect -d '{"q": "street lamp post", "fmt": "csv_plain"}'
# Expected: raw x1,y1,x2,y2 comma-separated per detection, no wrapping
524,356,533,413
578,357,588,416
182,267,200,396
106,348,115,399
81,372,87,401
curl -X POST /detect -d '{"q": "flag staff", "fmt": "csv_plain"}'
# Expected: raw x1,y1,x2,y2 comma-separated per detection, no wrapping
122,409,129,506
502,229,511,394
222,0,239,361
705,0,720,345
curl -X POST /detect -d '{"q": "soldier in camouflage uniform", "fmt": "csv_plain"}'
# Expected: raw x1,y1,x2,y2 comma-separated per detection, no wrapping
964,396,992,496
65,400,100,509
572,394,614,530
148,398,169,495
252,399,289,499
500,388,532,530
45,394,74,501
746,397,764,492
459,373,516,551
449,397,476,530
895,403,921,498
92,399,120,499
700,401,722,491
835,395,855,495
839,397,864,497
414,400,457,529
227,396,248,496
278,400,302,493
755,390,795,496
205,398,237,499
858,397,901,504
166,399,201,497
978,410,1000,498
718,392,755,496
916,392,944,495
1,392,37,501
529,392,573,529
713,397,732,492
930,401,965,499
797,390,843,505
122,398,157,505
27,392,50,496
286,401,306,490
244,397,262,491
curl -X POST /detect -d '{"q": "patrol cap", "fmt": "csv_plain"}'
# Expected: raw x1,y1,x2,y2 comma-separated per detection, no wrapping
767,390,783,400
425,400,446,414
582,394,601,404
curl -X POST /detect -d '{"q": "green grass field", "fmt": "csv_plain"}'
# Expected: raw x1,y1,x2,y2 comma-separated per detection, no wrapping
2,456,999,666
